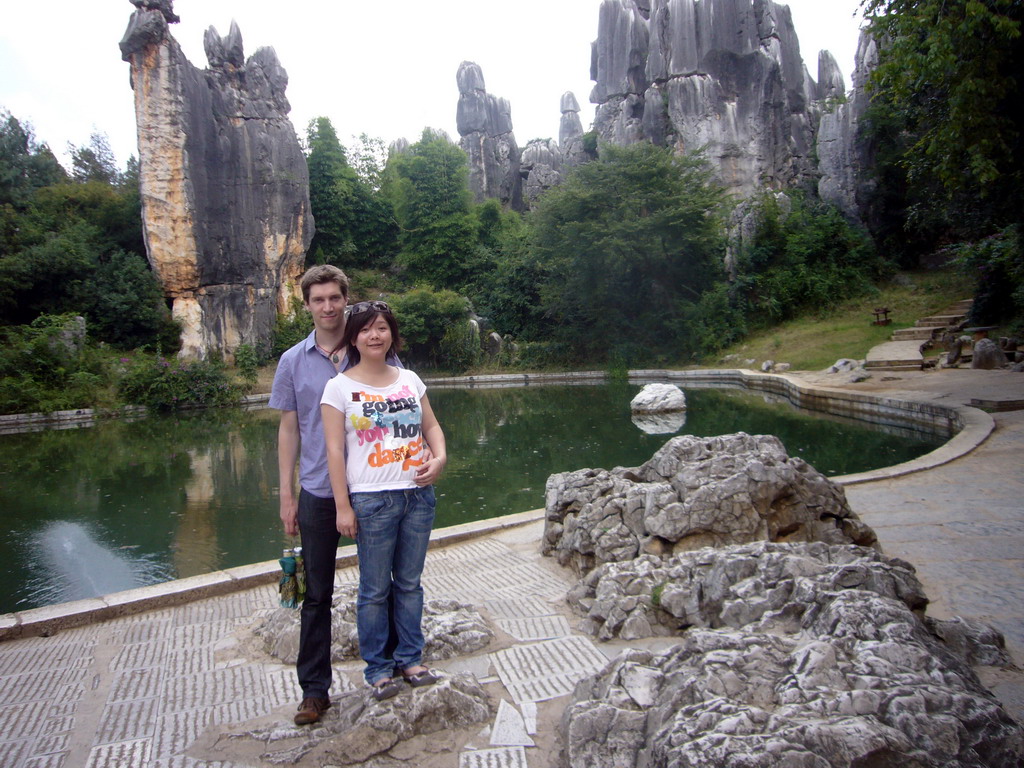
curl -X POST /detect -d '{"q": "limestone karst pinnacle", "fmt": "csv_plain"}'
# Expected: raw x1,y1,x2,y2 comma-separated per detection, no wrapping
120,0,312,359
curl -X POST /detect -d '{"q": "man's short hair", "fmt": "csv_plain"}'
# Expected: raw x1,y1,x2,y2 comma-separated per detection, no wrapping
300,265,350,303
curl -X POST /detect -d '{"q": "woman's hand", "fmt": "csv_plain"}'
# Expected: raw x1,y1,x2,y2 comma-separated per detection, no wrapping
414,456,445,486
336,504,358,538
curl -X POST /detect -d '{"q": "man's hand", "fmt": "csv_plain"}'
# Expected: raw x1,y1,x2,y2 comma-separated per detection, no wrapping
336,504,358,538
414,457,445,486
280,496,298,536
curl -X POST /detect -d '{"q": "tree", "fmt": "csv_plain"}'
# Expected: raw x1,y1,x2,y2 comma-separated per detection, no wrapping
69,132,120,185
0,110,67,208
862,0,1024,324
386,129,481,291
528,142,728,363
306,117,359,265
305,119,396,268
862,0,1023,230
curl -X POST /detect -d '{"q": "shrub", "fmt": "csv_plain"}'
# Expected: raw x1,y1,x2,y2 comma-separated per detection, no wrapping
438,320,480,373
118,353,240,411
0,314,110,414
234,343,260,391
273,296,312,356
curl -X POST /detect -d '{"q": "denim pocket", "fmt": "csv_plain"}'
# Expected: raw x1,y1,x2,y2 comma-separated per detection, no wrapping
351,493,388,519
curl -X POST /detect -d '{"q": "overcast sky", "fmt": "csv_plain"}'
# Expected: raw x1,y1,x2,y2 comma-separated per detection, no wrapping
0,0,865,172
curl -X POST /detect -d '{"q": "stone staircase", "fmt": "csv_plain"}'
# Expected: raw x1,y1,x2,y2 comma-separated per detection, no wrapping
865,299,973,371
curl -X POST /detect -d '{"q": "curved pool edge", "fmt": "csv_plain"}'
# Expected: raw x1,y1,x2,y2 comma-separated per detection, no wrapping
625,368,995,486
1,368,994,640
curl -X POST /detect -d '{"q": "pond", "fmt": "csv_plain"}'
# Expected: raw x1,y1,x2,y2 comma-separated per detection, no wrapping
0,382,944,614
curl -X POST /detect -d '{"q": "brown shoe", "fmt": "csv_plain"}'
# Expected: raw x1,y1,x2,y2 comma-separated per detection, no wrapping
294,696,331,725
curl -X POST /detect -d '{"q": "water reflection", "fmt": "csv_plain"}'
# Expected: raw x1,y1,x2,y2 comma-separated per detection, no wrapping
0,384,945,615
631,410,688,435
26,520,170,604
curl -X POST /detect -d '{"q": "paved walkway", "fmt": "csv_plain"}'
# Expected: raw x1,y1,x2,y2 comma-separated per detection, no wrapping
1,368,1022,767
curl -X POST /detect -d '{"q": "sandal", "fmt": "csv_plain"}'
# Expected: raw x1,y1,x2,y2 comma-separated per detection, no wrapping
401,666,442,687
370,677,402,701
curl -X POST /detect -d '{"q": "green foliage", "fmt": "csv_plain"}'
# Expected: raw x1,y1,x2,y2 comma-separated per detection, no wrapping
234,343,260,391
69,132,120,185
272,296,312,356
527,142,728,364
305,118,396,269
0,110,67,208
732,192,888,330
0,314,110,415
438,320,480,373
389,287,472,368
387,130,481,291
862,0,1023,244
952,225,1024,333
118,353,240,411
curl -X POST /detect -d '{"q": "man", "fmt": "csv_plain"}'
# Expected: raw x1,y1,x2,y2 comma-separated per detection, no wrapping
269,264,352,725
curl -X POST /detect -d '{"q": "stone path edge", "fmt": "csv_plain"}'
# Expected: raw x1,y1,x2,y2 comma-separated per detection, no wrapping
0,369,991,640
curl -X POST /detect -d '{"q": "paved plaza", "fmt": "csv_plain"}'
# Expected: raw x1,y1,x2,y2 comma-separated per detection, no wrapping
0,368,1022,767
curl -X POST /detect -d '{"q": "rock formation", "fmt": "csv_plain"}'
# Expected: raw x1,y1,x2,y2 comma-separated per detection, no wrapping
817,32,878,221
120,0,312,359
588,0,863,205
543,432,874,576
456,61,523,210
226,673,491,765
559,91,590,168
560,541,1024,767
253,586,494,664
520,138,563,206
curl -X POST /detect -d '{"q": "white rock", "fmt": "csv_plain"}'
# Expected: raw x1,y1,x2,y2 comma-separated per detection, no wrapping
630,383,686,414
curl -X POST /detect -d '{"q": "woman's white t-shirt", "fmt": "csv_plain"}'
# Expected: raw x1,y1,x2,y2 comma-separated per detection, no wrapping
320,367,428,492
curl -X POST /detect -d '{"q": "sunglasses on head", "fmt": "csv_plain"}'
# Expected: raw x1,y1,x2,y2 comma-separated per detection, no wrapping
347,300,391,317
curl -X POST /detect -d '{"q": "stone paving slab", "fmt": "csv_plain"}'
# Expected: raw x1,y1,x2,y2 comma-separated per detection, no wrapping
490,635,608,704
459,746,528,768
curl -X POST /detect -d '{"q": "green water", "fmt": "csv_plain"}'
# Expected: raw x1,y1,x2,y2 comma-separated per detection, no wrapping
0,382,943,614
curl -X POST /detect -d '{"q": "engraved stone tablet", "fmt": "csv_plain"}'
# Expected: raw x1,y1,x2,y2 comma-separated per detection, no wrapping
460,746,528,768
490,636,608,703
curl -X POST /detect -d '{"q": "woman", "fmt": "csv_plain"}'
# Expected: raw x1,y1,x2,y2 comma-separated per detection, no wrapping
320,300,447,700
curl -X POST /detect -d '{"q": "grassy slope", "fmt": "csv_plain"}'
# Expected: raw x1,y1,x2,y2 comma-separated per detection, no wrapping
702,270,976,371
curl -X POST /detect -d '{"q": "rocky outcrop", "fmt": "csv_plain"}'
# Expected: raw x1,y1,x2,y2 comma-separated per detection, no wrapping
120,0,312,359
456,61,523,210
228,673,491,765
559,91,589,168
520,139,563,207
253,586,494,664
590,0,822,198
817,31,877,220
561,541,1024,767
542,432,874,576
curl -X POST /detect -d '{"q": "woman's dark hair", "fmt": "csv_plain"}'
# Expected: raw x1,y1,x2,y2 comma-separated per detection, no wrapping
342,308,402,366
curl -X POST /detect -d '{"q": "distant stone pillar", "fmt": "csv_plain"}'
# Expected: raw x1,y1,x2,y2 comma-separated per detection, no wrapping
559,91,589,168
120,0,313,359
456,61,523,210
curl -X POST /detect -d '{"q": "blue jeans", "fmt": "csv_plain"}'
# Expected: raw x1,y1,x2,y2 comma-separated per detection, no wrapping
352,486,435,685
